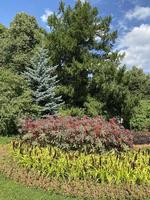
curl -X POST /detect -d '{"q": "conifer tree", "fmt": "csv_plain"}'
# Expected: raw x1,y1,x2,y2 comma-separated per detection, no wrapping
24,47,63,116
47,0,118,108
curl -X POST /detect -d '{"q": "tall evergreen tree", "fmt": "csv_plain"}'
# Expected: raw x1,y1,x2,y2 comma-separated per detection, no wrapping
24,47,63,116
47,1,140,127
47,0,119,108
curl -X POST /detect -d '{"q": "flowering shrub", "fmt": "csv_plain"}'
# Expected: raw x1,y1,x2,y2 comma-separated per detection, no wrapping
20,116,133,152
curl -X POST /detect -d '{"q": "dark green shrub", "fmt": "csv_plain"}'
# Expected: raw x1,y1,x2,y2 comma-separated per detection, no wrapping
84,96,104,117
60,96,104,118
59,107,85,117
130,100,150,131
0,68,39,135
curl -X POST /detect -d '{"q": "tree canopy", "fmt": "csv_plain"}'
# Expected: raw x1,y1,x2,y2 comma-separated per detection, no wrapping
47,0,119,107
0,13,45,73
0,0,149,131
0,68,38,135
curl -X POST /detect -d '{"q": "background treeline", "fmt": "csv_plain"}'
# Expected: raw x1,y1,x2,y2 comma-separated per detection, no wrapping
0,0,149,135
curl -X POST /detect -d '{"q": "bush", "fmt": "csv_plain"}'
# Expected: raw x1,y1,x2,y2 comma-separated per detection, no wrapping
20,116,133,152
0,68,39,135
130,100,150,131
60,97,104,118
12,141,150,185
84,96,104,117
59,107,85,117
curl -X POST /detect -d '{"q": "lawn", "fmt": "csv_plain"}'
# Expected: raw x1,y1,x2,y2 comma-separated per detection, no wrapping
0,136,14,145
0,173,80,200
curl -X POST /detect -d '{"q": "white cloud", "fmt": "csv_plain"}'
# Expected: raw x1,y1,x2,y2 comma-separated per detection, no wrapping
41,9,53,23
118,24,150,72
125,6,150,20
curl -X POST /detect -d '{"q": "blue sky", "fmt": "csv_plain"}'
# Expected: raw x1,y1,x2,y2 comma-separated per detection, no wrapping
0,0,150,73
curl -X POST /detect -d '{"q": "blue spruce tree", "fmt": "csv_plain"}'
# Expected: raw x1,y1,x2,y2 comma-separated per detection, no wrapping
24,47,63,116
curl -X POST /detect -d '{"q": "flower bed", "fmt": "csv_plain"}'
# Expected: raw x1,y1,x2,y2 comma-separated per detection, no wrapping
12,140,150,185
19,116,133,153
1,144,149,200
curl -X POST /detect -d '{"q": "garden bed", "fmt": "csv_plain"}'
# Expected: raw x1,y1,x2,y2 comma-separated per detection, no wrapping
133,132,150,145
0,144,150,200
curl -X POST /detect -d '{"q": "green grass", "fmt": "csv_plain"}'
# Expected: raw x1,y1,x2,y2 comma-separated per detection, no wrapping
0,173,81,200
0,136,14,145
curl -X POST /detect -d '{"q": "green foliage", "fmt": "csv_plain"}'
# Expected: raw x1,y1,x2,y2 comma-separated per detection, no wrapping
60,96,103,118
0,136,13,145
47,0,140,127
145,74,150,99
84,96,103,117
124,67,149,98
59,107,85,117
0,2,149,129
0,24,6,35
89,61,139,127
47,1,149,128
130,100,150,131
0,13,44,73
0,68,39,135
24,47,63,116
48,0,118,108
121,67,150,128
12,141,150,185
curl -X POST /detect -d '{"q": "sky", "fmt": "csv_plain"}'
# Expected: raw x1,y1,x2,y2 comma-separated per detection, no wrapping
0,0,150,73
